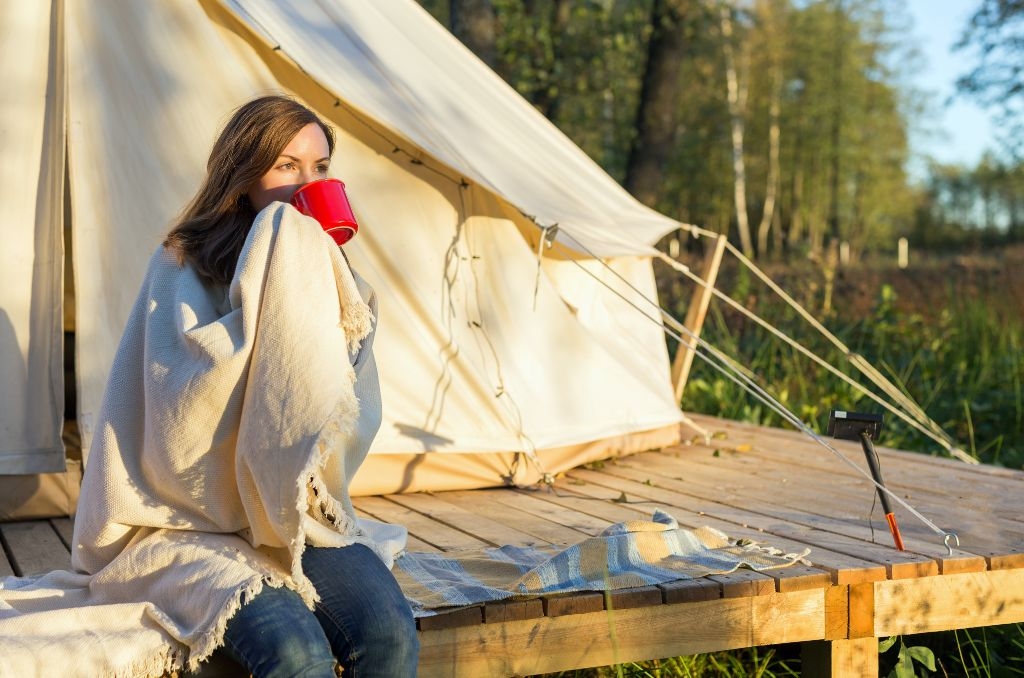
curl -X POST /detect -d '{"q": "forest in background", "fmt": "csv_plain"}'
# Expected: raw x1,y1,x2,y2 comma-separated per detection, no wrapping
417,0,1024,260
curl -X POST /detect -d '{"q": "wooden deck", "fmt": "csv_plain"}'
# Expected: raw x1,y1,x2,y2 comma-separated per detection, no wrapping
2,413,1023,677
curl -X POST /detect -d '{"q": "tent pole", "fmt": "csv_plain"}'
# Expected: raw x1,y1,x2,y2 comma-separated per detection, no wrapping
670,233,727,404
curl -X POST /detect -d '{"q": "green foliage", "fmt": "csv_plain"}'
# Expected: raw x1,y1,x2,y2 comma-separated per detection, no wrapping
677,270,1024,469
531,646,798,677
880,636,937,677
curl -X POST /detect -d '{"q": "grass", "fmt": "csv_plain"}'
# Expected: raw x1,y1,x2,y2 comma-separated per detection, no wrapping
537,254,1024,677
533,646,800,677
680,270,1024,470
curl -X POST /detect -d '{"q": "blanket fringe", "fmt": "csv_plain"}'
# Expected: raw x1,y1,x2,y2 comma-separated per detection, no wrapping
183,574,274,672
112,645,178,678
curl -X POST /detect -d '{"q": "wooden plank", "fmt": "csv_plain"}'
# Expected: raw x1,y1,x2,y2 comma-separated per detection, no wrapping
437,490,593,546
542,591,605,617
801,637,879,678
416,606,484,631
870,568,1024,636
483,598,545,624
659,577,721,604
635,450,993,573
518,482,873,588
353,496,488,552
470,487,613,537
678,429,1024,522
660,447,1019,565
639,448,1011,572
606,585,664,611
354,505,439,553
706,570,775,598
772,565,834,593
824,585,849,641
383,492,550,549
50,517,75,550
682,412,1024,481
417,589,824,678
559,471,888,585
0,521,70,576
600,456,945,577
567,466,925,583
0,538,14,577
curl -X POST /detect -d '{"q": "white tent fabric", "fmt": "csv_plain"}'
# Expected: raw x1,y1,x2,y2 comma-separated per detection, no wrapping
0,2,65,474
1,0,683,497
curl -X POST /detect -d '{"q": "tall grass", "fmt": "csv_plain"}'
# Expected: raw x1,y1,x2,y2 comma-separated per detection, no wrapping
681,272,1024,469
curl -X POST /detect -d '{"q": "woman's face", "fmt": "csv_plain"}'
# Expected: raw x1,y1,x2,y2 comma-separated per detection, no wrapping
247,122,330,212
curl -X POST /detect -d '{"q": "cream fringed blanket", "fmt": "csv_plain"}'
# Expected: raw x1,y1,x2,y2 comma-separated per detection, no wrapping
0,203,404,677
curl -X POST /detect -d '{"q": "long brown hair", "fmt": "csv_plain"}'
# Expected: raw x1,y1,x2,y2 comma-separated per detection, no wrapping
165,95,336,286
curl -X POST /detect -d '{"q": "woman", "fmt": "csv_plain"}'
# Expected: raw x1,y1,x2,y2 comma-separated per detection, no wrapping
10,94,412,678
157,95,418,677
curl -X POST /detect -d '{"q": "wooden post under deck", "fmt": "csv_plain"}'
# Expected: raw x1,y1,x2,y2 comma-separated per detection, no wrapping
670,232,728,403
802,638,879,678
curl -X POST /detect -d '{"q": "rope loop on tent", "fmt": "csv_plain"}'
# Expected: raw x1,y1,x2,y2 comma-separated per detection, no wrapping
533,222,558,310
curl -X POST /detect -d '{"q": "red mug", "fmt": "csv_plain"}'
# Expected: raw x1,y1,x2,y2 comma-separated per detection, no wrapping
291,178,359,245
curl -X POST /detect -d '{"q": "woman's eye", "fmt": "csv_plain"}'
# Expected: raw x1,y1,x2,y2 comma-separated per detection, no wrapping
279,162,295,170
316,165,329,174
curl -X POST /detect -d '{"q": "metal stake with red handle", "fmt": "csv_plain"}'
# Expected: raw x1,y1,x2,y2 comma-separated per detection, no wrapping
827,410,905,551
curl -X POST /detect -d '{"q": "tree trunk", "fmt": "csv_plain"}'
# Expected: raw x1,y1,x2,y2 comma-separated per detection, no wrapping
788,167,804,247
720,3,755,257
827,0,844,242
525,0,571,121
450,0,498,70
757,60,782,256
623,0,693,209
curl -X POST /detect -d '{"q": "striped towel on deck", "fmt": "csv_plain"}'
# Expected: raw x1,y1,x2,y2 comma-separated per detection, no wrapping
394,510,809,615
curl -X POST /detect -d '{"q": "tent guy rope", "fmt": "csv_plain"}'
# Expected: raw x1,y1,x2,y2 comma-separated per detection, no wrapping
550,224,960,550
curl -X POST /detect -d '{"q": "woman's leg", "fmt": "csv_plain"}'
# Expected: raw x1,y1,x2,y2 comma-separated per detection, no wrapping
302,544,419,677
220,583,338,678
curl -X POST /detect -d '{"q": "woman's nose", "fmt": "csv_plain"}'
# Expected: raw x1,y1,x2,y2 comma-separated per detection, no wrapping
298,167,317,185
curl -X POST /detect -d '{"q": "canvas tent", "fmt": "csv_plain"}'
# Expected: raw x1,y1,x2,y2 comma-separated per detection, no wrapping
0,0,684,516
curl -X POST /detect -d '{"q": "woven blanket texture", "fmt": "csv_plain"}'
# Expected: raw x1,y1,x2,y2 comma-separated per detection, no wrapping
0,203,399,678
395,509,810,615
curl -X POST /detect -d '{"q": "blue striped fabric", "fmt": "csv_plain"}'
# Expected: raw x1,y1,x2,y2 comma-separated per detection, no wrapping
393,511,810,616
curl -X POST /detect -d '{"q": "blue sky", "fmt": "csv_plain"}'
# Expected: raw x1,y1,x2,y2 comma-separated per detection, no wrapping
904,0,995,170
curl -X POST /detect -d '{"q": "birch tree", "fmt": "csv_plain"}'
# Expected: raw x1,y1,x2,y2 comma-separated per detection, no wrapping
719,2,755,257
754,0,786,256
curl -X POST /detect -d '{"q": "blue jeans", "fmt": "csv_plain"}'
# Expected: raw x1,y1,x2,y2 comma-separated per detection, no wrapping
219,543,419,677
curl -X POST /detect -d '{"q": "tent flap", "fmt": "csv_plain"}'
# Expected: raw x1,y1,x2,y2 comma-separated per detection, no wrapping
0,0,65,474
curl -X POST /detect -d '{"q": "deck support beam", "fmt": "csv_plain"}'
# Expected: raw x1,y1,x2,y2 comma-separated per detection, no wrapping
801,637,878,678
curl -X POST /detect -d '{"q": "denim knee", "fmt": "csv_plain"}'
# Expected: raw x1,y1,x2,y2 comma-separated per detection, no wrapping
221,585,338,678
303,544,419,676
365,595,419,666
258,633,337,678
